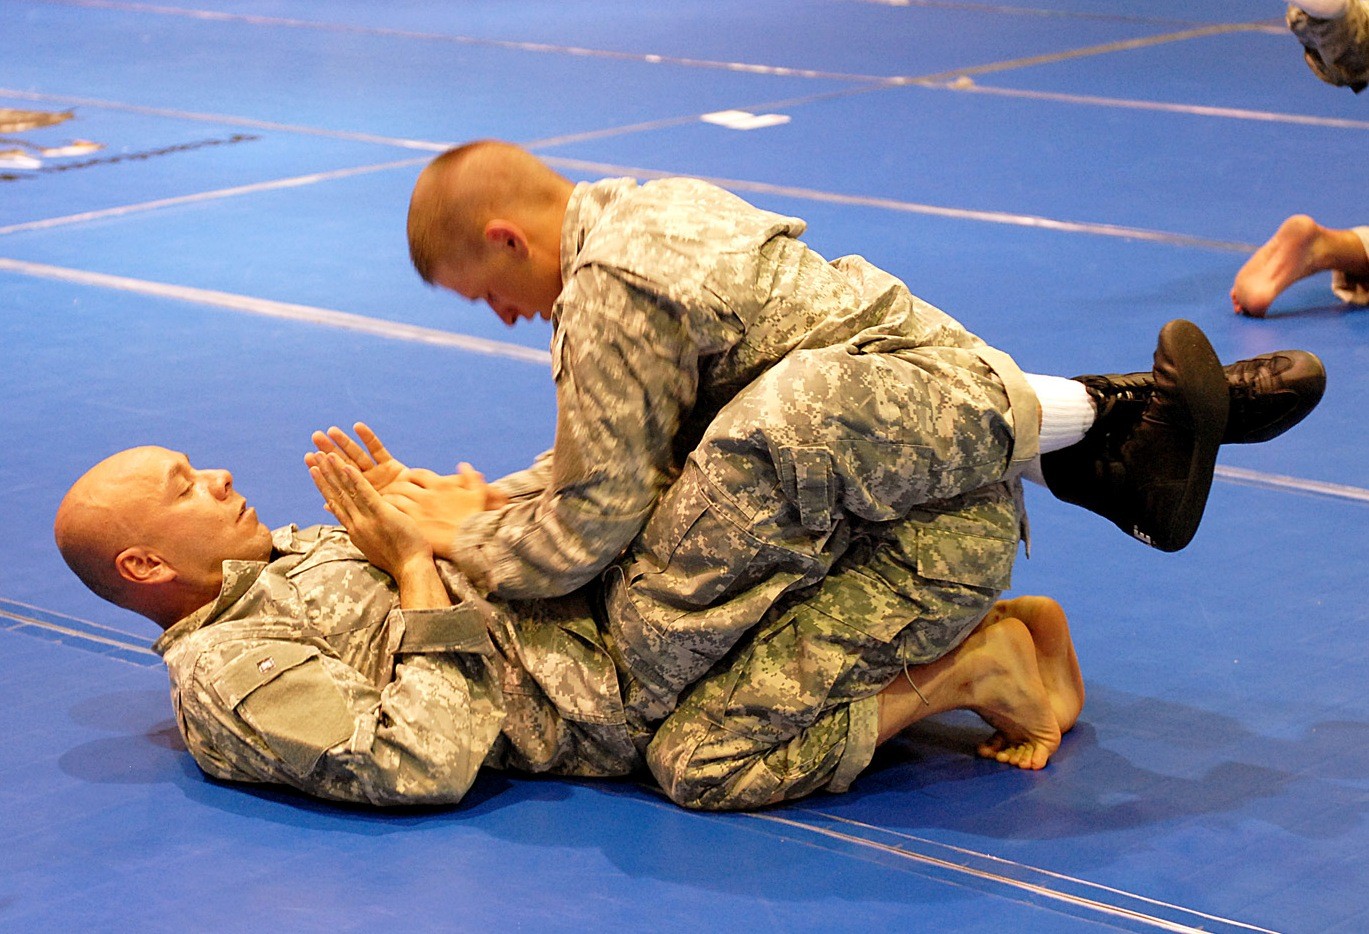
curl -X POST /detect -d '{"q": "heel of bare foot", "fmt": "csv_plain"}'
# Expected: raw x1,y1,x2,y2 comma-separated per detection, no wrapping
982,597,1086,736
1231,214,1325,317
965,617,1062,770
999,596,1085,735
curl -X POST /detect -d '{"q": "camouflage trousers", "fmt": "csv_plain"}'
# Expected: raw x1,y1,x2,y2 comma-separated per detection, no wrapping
645,479,1021,811
1288,1,1369,91
604,335,1036,727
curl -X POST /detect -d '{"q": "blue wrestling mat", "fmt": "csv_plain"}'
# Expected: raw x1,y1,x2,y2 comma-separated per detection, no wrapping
2,2,1366,930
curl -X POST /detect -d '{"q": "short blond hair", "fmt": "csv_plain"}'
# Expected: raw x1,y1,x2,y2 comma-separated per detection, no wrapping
406,140,570,284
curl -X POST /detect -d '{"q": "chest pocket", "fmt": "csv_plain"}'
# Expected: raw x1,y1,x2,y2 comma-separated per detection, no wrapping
215,644,356,777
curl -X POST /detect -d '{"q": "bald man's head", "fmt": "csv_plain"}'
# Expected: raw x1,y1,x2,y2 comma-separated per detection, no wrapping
55,447,273,627
54,448,147,605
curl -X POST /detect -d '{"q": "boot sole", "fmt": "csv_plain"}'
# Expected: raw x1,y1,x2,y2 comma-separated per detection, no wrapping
1142,319,1228,551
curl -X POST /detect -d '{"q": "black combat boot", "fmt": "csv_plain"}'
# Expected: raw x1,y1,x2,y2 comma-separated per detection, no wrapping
1040,320,1228,552
1053,350,1326,446
1220,351,1327,443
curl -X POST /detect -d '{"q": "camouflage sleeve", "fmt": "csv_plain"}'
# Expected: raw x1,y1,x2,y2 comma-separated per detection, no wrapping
489,449,555,502
180,606,505,806
1287,0,1369,91
451,269,696,599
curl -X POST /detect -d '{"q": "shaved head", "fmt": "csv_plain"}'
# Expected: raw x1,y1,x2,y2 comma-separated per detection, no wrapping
55,447,169,605
55,447,272,626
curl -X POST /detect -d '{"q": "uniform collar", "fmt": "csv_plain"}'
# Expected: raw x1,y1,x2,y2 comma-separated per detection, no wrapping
151,525,316,656
559,177,637,286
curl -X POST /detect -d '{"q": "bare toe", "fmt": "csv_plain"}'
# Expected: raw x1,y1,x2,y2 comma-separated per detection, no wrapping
969,618,1062,768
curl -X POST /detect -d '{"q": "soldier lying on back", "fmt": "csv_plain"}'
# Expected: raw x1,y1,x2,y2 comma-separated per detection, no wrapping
54,442,1083,809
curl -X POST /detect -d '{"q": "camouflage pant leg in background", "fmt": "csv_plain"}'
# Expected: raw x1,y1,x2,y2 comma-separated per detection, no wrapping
1332,227,1369,304
1288,1,1369,91
645,480,1022,811
606,341,1028,724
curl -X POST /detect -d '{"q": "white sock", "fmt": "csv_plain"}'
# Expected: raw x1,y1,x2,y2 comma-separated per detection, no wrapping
1025,373,1096,453
1294,0,1348,18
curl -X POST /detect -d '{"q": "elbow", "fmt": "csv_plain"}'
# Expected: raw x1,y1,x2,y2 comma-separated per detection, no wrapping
358,764,482,808
321,741,487,808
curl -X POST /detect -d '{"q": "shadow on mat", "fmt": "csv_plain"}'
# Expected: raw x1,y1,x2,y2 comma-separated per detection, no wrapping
821,682,1369,849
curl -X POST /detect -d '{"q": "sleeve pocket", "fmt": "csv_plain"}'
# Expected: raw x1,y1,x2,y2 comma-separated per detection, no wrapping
216,644,356,776
777,445,836,533
397,606,494,656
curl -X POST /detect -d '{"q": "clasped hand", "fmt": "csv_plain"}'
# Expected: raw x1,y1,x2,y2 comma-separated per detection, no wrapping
309,422,505,560
306,452,432,579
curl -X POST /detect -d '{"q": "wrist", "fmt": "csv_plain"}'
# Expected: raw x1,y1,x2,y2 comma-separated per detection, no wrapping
393,553,451,610
395,549,438,583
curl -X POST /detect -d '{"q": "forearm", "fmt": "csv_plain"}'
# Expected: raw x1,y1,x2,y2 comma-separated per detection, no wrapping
489,450,555,503
318,653,503,806
450,278,693,597
393,556,452,610
449,492,655,598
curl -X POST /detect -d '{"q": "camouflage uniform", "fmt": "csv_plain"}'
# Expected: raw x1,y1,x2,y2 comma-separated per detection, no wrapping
601,317,1029,727
448,177,1039,603
153,490,1018,813
442,177,1038,807
596,338,1027,809
1288,0,1369,91
644,481,1021,811
154,525,639,807
489,285,1031,807
153,182,1041,808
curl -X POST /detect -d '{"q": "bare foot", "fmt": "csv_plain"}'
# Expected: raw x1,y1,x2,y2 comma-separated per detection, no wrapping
1230,214,1328,317
958,617,1062,770
982,596,1085,734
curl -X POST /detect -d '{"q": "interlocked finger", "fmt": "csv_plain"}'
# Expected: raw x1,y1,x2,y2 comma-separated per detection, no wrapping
327,426,377,470
312,455,360,526
354,422,394,466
